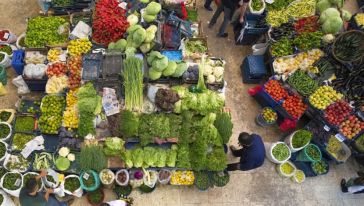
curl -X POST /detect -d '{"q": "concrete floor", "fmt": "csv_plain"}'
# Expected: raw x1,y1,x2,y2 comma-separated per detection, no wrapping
1,0,364,205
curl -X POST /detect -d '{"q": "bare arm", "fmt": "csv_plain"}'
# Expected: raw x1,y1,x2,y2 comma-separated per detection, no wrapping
239,2,249,23
44,188,54,202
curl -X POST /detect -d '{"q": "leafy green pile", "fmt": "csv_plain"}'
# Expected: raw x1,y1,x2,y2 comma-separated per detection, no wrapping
122,145,178,168
82,173,95,188
0,167,8,180
355,134,364,153
292,130,312,148
53,0,72,7
25,16,69,48
88,189,104,204
14,116,35,132
3,173,22,190
120,110,139,138
185,40,207,54
77,83,101,137
0,193,3,204
0,45,12,55
270,37,294,57
272,143,290,161
138,113,171,145
64,176,80,192
46,175,56,184
306,144,321,161
214,112,233,144
6,155,30,171
12,133,35,150
103,137,125,156
293,31,323,51
172,86,224,115
211,171,230,187
176,144,191,168
80,145,107,172
194,171,211,190
0,123,10,139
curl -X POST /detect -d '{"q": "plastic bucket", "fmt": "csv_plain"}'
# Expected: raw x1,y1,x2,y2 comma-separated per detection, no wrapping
0,122,11,142
0,141,8,163
0,172,23,197
80,170,101,192
296,144,322,162
16,33,26,50
99,169,115,188
290,170,305,183
0,52,11,68
115,169,129,186
248,0,266,15
266,142,291,164
0,66,7,85
285,131,310,153
63,174,83,197
252,43,268,55
255,113,275,127
276,161,296,178
0,30,17,44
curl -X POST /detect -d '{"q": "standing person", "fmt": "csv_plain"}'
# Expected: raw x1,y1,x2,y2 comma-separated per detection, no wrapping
208,0,250,37
19,170,69,206
227,132,265,171
341,172,364,194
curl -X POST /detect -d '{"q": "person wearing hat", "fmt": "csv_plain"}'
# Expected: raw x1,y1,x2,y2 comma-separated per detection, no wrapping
227,132,265,171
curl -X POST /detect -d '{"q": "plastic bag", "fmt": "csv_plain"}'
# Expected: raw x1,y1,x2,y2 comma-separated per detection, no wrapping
252,43,268,55
12,76,30,94
62,174,83,197
0,83,6,96
0,172,23,197
0,189,16,206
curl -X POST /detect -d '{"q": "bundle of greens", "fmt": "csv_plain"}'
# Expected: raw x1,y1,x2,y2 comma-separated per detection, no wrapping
292,130,312,148
80,145,107,172
138,113,171,145
14,116,35,133
2,173,22,190
0,123,10,139
176,144,191,168
214,111,233,144
0,142,6,160
64,176,80,193
103,137,125,156
211,171,230,187
123,57,144,111
120,110,139,138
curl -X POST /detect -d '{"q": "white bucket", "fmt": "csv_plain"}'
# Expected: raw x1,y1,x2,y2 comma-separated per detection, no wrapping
0,122,12,141
290,170,305,183
43,169,60,189
285,131,310,153
23,172,44,192
0,30,17,44
0,52,11,68
276,161,296,178
0,141,8,163
0,189,15,206
0,172,23,197
16,33,26,50
3,154,28,173
62,174,83,197
115,169,129,186
99,169,115,188
266,142,291,164
252,43,268,55
249,0,266,15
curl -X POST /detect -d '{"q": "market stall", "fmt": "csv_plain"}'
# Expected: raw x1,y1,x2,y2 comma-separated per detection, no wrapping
242,0,364,181
0,0,235,202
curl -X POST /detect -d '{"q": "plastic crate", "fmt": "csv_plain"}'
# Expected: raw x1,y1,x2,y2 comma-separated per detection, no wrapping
82,53,102,80
161,50,183,61
11,50,25,75
101,51,123,78
241,55,267,83
23,77,47,91
41,135,61,152
234,13,269,45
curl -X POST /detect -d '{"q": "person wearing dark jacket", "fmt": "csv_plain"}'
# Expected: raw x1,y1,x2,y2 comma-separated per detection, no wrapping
227,132,265,171
341,171,364,194
209,0,250,37
204,0,214,11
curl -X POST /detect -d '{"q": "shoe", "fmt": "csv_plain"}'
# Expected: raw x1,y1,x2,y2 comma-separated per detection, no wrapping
341,179,348,193
217,33,228,38
204,5,213,11
208,23,214,29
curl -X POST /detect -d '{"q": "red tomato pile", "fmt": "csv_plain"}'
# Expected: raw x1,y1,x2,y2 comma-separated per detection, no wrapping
282,95,307,119
339,115,364,139
92,0,129,45
294,16,319,33
324,100,352,126
47,62,68,77
68,56,82,89
265,79,289,101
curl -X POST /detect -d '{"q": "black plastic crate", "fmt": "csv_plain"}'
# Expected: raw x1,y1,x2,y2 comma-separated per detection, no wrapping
41,134,61,152
82,52,102,80
101,51,123,78
23,77,47,92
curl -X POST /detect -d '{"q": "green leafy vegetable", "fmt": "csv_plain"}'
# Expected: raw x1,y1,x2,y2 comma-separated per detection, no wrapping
23,173,41,189
14,116,35,132
103,137,125,156
55,157,70,171
272,143,290,161
211,171,230,187
0,111,11,122
0,123,10,139
306,144,321,161
292,130,312,148
0,142,6,159
311,160,328,175
3,173,22,190
120,110,139,138
12,133,35,150
80,145,107,172
194,171,211,190
64,176,80,192
214,112,233,144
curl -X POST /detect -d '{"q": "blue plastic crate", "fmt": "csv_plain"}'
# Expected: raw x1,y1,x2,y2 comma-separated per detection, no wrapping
12,50,25,75
82,53,102,80
161,50,183,61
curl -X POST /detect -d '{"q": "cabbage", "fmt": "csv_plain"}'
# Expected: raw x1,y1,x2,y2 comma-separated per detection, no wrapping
108,42,116,49
172,62,188,77
115,39,127,51
55,157,70,171
125,47,136,58
329,0,344,8
342,10,352,21
322,16,343,34
145,2,161,15
320,8,340,23
149,68,162,80
146,25,158,34
163,61,177,76
127,14,139,26
316,0,331,13
152,56,168,71
147,51,163,64
144,27,156,43
143,14,157,23
127,25,143,35
132,28,146,47
140,43,152,53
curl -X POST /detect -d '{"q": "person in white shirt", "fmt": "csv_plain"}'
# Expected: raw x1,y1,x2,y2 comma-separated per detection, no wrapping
341,171,364,194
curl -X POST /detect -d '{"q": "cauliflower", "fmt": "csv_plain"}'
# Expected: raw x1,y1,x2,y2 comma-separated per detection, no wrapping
59,147,70,157
213,66,224,78
207,75,216,84
204,65,213,76
67,153,75,162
